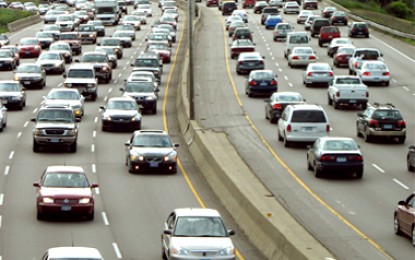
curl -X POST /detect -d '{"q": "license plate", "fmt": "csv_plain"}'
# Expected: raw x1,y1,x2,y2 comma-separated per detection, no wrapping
383,124,393,129
25,51,30,54
24,81,31,84
336,157,347,162
61,205,71,211
260,82,267,86
349,99,356,103
301,56,307,60
50,138,59,143
149,162,159,168
303,127,314,131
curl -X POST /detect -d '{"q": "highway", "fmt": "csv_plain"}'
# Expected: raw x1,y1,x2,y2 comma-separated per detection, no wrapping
193,1,415,259
0,3,264,259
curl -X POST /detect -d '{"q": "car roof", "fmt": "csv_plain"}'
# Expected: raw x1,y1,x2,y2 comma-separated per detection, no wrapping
108,96,136,102
46,165,84,173
0,80,20,84
289,104,324,110
68,63,95,69
174,208,222,217
47,247,103,258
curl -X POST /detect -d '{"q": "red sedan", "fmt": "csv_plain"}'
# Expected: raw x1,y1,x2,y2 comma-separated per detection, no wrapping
33,166,98,221
333,46,355,68
17,37,41,58
146,44,172,63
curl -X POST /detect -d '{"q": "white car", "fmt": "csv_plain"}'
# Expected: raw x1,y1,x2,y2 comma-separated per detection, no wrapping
288,46,317,67
42,88,85,118
136,3,153,16
41,247,103,260
231,10,248,23
0,102,7,132
356,60,390,86
296,10,313,24
283,1,299,14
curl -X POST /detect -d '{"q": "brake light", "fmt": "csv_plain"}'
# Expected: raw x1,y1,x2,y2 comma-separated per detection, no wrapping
347,155,363,161
249,80,257,86
363,71,371,76
369,119,379,127
383,72,390,76
320,155,336,161
272,104,283,110
326,124,330,132
238,61,244,64
336,91,340,97
307,72,313,76
292,56,299,60
287,124,292,132
397,120,406,128
329,71,333,76
309,56,316,60
354,61,358,68
270,79,277,86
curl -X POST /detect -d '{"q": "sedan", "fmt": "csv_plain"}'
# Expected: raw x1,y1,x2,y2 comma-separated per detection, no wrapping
394,193,415,245
42,88,84,118
356,60,390,86
112,31,133,48
95,46,117,68
124,129,179,174
41,247,103,260
327,38,353,57
36,51,66,74
307,137,364,178
245,69,277,97
333,45,355,68
330,11,348,25
14,63,46,89
17,37,42,58
407,145,415,172
87,20,106,37
49,41,73,63
236,52,265,75
0,102,7,132
161,208,236,260
35,31,56,49
230,39,255,59
283,1,299,14
273,23,293,42
264,91,304,123
0,80,26,110
302,0,318,9
303,62,334,87
288,47,317,68
253,1,268,14
296,10,312,24
100,96,142,131
33,165,98,220
0,34,10,47
321,6,337,18
0,45,20,65
146,44,171,63
120,15,142,31
227,20,246,37
120,81,159,114
0,49,17,70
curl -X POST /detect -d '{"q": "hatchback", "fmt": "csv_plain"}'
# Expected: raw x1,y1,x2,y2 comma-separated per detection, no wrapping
236,52,265,75
245,70,277,97
303,62,334,87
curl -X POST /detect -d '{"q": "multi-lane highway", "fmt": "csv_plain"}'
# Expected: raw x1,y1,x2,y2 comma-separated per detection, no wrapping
193,1,415,259
0,3,265,259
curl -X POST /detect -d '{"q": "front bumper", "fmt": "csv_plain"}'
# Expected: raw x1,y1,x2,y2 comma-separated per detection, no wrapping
18,78,44,88
128,160,177,173
33,135,77,146
37,202,94,217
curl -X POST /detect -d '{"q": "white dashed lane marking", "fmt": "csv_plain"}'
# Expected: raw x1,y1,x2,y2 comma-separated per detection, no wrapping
393,178,409,190
372,164,385,173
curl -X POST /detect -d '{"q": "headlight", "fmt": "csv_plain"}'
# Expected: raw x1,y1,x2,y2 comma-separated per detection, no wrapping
54,62,61,67
79,198,91,204
164,151,177,162
218,247,235,256
171,247,190,256
87,83,96,87
130,153,144,162
11,95,23,100
102,66,109,72
14,76,20,81
103,116,112,121
63,53,69,57
144,96,156,101
34,128,43,135
66,129,77,135
42,197,54,203
89,34,95,37
65,83,72,87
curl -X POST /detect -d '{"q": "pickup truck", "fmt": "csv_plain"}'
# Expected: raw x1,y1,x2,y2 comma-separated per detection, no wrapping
348,48,383,75
327,75,368,109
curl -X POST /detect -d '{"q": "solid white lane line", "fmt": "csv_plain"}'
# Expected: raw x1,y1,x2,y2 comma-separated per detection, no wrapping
4,166,9,176
0,216,2,229
393,179,409,190
0,194,3,205
23,121,29,128
93,130,96,138
9,151,14,160
112,243,122,259
91,144,95,153
92,164,96,173
372,164,385,173
16,132,22,139
102,212,109,225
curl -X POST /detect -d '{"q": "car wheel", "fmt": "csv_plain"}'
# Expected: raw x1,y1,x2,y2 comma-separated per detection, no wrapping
33,141,40,153
355,169,363,179
318,40,322,47
162,247,168,260
91,94,97,101
385,81,390,86
408,156,415,172
412,225,415,247
307,157,313,171
365,34,369,38
397,137,405,144
283,133,290,147
348,69,353,75
334,101,339,109
278,129,283,141
36,210,44,221
394,214,403,235
314,163,322,178
69,142,77,153
101,125,107,131
361,103,367,110
363,130,372,143
328,95,332,105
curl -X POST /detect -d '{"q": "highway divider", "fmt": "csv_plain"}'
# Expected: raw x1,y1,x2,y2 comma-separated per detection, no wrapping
7,14,41,32
176,2,335,259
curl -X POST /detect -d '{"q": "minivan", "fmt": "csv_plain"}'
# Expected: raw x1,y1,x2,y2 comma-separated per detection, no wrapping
284,31,311,58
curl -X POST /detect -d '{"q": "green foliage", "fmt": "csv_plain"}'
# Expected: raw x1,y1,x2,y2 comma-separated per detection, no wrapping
0,9,36,33
385,0,413,18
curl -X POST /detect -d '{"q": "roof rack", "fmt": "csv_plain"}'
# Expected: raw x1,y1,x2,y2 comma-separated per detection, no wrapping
372,102,395,108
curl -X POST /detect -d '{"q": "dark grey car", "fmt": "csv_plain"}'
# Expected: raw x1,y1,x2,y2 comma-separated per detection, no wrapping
236,52,265,75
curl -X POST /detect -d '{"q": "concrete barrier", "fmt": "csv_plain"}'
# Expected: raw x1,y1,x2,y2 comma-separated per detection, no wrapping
176,3,335,259
7,14,42,32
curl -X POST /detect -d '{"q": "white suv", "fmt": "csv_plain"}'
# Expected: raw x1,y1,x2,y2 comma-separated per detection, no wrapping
278,104,330,147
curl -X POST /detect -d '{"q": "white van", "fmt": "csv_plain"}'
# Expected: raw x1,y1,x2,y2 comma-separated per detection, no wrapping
284,31,311,59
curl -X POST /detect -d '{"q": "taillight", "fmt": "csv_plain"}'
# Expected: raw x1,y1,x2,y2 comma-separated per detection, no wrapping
270,79,277,86
369,119,379,127
383,72,390,76
292,56,299,60
307,72,313,76
397,120,406,128
329,71,333,76
326,124,330,132
354,61,358,68
320,155,336,161
363,71,371,76
259,60,264,64
336,91,340,97
249,80,257,86
238,61,243,64
309,56,316,60
272,104,283,110
347,155,363,161
287,124,292,132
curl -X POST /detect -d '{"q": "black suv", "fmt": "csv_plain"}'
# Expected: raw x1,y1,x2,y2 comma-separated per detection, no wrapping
310,18,330,37
31,105,79,153
130,52,163,83
356,103,406,143
261,7,279,25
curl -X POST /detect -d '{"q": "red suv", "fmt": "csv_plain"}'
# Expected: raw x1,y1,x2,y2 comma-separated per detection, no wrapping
318,26,340,47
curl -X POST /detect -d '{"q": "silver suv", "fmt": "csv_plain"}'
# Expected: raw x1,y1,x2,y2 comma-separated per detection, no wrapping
31,105,79,153
63,63,98,101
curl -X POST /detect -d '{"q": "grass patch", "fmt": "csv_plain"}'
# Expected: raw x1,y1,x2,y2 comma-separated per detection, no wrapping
0,8,37,33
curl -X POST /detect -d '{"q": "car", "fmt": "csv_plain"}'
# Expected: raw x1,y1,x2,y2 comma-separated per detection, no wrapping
327,75,368,109
296,10,313,24
76,24,97,44
245,69,278,97
38,3,50,15
321,6,337,18
59,32,82,55
242,0,255,8
100,96,142,131
394,192,415,245
42,24,61,40
268,0,283,8
112,31,134,47
333,45,355,67
348,48,383,75
147,32,172,47
278,104,330,147
130,52,163,82
232,27,253,41
273,23,294,41
0,102,6,132
348,22,369,38
35,31,57,49
17,37,42,58
31,105,79,152
73,10,90,24
288,47,317,68
33,166,97,220
260,7,279,25
63,63,98,101
1,45,20,65
330,11,348,25
302,0,318,9
356,102,406,143
120,15,142,30
156,24,176,42
225,15,243,30
222,1,237,15
355,60,390,86
87,20,106,37
0,0,7,8
264,91,305,123
44,10,65,24
307,137,364,178
264,14,283,30
206,0,219,7
161,208,236,260
79,51,112,84
118,0,128,14
146,44,171,63
36,51,66,74
283,1,299,14
124,129,179,173
8,1,24,10
14,63,46,89
253,1,268,13
302,62,334,87
0,49,17,70
41,247,103,260
98,37,123,59
55,14,77,32
304,15,319,31
318,25,341,47
159,16,179,31
227,20,246,37
0,80,26,110
0,34,10,47
120,80,159,114
407,145,415,172
327,38,353,57
126,71,159,88
310,18,331,37
230,39,255,59
49,41,73,64
116,24,137,39
42,88,84,118
95,46,117,68
231,10,248,23
284,32,311,58
131,10,148,25
137,3,153,16
164,7,179,21
236,52,265,75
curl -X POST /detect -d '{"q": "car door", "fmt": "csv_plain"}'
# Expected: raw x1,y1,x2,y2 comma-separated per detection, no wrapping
356,109,370,133
397,194,415,234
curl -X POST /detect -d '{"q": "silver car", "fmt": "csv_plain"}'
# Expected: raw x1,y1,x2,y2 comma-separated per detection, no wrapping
356,60,390,86
0,102,7,132
283,1,299,14
0,80,26,110
288,47,317,68
296,10,313,24
35,51,66,74
42,88,85,118
100,96,142,131
303,62,334,87
273,23,294,41
49,41,73,64
162,208,236,260
327,37,353,57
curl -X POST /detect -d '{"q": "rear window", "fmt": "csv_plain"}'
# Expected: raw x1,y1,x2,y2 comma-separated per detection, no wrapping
372,110,402,120
291,110,327,123
355,50,379,59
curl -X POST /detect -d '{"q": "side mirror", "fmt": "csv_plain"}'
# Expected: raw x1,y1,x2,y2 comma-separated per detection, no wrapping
124,141,130,147
163,229,172,235
357,112,363,117
227,229,235,236
63,73,67,78
91,183,99,188
398,200,405,206
174,143,179,147
33,181,40,187
99,106,105,110
119,87,125,92
31,117,36,122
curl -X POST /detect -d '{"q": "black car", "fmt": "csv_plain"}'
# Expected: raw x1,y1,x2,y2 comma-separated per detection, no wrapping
356,103,406,143
120,81,159,114
253,1,268,13
407,145,415,172
348,22,369,38
265,91,304,123
330,11,348,25
245,69,277,97
0,80,26,110
100,97,142,131
236,52,265,75
310,18,331,37
222,1,237,15
260,7,279,25
124,130,179,174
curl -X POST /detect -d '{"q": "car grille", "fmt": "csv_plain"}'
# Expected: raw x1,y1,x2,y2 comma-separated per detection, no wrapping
19,76,38,81
111,115,133,121
45,129,65,135
145,156,163,163
70,83,88,88
190,250,218,257
55,199,79,204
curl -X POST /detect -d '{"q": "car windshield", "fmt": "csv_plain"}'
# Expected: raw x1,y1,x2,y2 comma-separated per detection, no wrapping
96,47,115,55
289,35,308,44
174,217,227,237
323,140,358,151
39,53,61,60
43,172,89,188
20,39,37,45
82,54,106,63
372,110,402,120
132,134,172,147
48,91,79,100
37,109,73,122
338,48,354,54
113,32,130,38
67,69,94,78
124,16,139,21
0,51,11,58
0,35,8,40
291,110,326,123
125,82,154,92
310,64,330,71
79,26,94,31
17,65,41,73
117,25,134,31
107,100,136,110
36,32,54,38
0,83,19,91
134,58,158,67
57,16,72,21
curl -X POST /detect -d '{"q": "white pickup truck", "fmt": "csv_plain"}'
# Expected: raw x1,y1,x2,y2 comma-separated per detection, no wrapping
327,76,368,109
348,48,383,75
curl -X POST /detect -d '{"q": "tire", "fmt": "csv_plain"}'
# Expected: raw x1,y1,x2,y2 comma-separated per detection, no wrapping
307,157,313,171
363,130,372,143
162,247,168,260
314,163,322,178
152,107,157,114
394,214,403,235
355,169,363,179
69,142,77,153
397,137,405,144
283,134,290,147
334,101,339,109
278,129,283,141
318,40,322,47
361,103,367,110
86,211,94,221
408,156,415,172
412,225,415,247
385,81,390,86
37,210,44,221
348,69,353,75
91,94,97,101
33,141,40,153
328,95,333,105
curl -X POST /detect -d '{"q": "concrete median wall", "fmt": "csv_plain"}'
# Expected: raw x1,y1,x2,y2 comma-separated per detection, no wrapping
7,14,42,32
176,2,335,259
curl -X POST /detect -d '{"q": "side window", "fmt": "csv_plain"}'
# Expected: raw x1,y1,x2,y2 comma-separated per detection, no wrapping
166,213,176,230
280,107,288,121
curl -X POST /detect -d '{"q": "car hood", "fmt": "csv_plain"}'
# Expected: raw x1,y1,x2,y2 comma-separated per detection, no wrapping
35,122,75,129
169,236,234,251
104,109,139,117
39,187,92,197
15,72,42,77
131,146,174,156
64,78,96,84
44,99,81,107
0,91,21,97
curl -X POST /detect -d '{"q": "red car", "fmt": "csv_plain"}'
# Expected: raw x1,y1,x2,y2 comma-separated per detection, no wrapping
17,37,41,58
206,0,218,7
394,192,415,245
333,46,355,68
318,26,340,47
146,44,172,63
33,166,98,221
230,39,255,59
302,0,317,10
